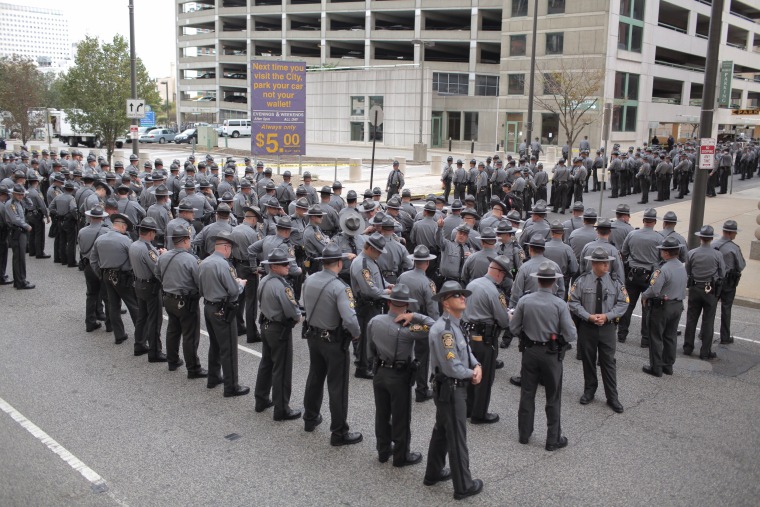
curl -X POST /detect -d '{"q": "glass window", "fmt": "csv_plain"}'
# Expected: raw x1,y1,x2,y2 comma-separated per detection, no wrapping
510,34,526,56
543,72,559,95
475,75,499,96
547,0,565,15
350,121,364,141
546,32,563,55
621,0,645,20
369,123,383,142
512,0,528,17
612,72,639,132
448,112,462,140
433,73,469,95
619,0,644,52
369,96,383,109
464,112,479,141
350,96,365,116
508,74,525,95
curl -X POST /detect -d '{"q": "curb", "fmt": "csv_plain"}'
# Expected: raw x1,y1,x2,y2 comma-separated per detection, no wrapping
734,297,760,310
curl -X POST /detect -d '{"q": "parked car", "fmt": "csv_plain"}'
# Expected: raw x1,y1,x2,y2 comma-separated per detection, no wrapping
116,126,161,148
174,128,198,144
197,72,216,79
139,128,176,144
225,95,247,103
225,72,246,79
222,118,251,138
195,96,216,102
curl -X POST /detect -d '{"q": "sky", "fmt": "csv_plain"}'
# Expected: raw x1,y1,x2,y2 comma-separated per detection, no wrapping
27,0,176,77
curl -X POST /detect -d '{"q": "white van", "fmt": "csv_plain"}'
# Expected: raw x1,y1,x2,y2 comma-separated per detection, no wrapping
222,119,251,138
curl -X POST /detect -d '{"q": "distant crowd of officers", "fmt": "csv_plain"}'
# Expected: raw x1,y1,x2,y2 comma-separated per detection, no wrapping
0,142,749,500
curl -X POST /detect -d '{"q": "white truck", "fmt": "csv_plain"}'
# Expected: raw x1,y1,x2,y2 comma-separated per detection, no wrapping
48,109,102,148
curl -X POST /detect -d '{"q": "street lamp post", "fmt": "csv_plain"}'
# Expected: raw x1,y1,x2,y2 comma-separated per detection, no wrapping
413,39,433,162
128,0,139,157
160,81,169,127
525,0,539,159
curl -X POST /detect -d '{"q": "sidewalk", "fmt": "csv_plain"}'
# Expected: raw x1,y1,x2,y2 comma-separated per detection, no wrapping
628,189,760,306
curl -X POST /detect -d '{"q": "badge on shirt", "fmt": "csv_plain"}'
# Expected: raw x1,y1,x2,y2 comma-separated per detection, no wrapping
362,269,373,286
288,247,294,257
345,287,355,309
229,266,237,278
316,232,323,241
442,332,454,349
410,324,429,333
498,293,508,308
650,270,660,286
285,287,296,304
446,351,456,361
518,249,525,261
148,250,158,263
429,281,437,295
621,286,630,304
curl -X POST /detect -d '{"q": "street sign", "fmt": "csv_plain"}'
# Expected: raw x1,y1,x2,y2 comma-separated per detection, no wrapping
251,60,306,156
731,109,760,115
368,105,384,126
718,61,733,107
126,99,146,119
699,138,716,169
139,111,156,127
129,125,138,139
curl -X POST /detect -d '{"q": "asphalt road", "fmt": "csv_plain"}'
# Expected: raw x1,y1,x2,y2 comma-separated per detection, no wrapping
1,226,760,506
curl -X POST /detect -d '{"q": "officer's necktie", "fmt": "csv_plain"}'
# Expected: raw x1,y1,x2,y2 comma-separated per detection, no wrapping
458,244,465,275
595,278,603,314
348,236,356,255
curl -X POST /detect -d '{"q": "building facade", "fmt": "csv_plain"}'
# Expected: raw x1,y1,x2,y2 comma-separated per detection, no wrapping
175,0,760,153
0,2,70,68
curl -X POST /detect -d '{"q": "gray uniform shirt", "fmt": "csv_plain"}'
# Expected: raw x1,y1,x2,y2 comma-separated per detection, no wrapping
199,252,243,302
562,216,584,243
257,273,301,322
510,254,565,306
429,314,478,379
621,226,662,270
248,235,299,276
579,238,625,281
303,223,329,259
544,238,578,278
411,217,439,250
156,248,200,296
463,274,511,328
437,230,472,280
193,220,234,257
303,269,360,337
659,227,687,263
129,238,160,280
568,225,597,261
642,257,687,301
350,252,386,301
568,272,629,322
510,288,577,343
91,229,132,274
461,247,497,286
712,237,746,274
609,220,634,249
376,235,412,279
686,244,725,282
77,223,108,260
397,268,439,319
369,312,434,363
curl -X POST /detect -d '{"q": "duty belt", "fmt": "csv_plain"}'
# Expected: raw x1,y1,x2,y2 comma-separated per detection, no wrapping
163,291,198,300
135,277,157,284
377,359,408,369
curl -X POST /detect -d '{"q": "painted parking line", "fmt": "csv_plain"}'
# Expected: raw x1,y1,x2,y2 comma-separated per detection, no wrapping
161,315,262,358
631,313,758,344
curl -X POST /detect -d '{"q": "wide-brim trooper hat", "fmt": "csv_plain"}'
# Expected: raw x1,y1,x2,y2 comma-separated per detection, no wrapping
243,206,263,221
662,211,680,223
657,236,681,250
339,209,365,237
723,220,740,232
359,200,379,214
138,217,159,231
584,246,616,262
487,255,512,274
209,231,234,244
529,262,563,279
260,246,294,266
432,280,472,302
365,232,387,253
694,225,715,238
110,213,133,231
382,284,417,304
84,205,106,218
275,215,293,229
316,243,350,261
407,244,437,262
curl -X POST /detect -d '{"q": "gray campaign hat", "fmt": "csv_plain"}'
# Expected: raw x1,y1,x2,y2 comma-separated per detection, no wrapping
432,280,471,302
84,205,106,218
657,236,682,250
408,244,437,262
382,283,417,304
572,201,585,212
460,208,480,220
614,203,631,215
261,246,294,266
531,203,548,215
138,217,159,231
210,230,234,244
643,208,658,221
722,220,740,232
506,210,523,223
454,223,471,234
170,223,192,239
487,255,512,274
496,221,516,234
175,199,197,213
594,218,613,229
339,209,365,237
216,203,232,215
275,215,293,229
450,199,463,210
584,246,615,262
359,200,379,213
307,204,324,216
480,227,497,240
295,197,310,210
317,242,350,261
529,262,563,279
582,208,598,219
370,212,387,226
110,213,133,230
550,219,565,232
694,225,715,238
662,211,679,223
365,232,387,253
386,197,401,209
526,236,546,248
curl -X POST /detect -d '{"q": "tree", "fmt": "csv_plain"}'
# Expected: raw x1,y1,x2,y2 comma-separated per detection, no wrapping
60,35,160,160
535,59,605,151
0,56,47,143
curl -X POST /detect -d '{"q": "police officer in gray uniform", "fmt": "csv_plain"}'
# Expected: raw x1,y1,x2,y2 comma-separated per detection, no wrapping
146,184,171,249
368,284,435,466
232,206,264,344
568,248,629,413
659,211,687,262
437,223,473,285
641,237,687,377
713,220,746,344
193,203,234,258
578,219,625,281
128,217,166,360
397,245,439,402
351,233,392,379
461,227,498,286
166,199,196,250
49,181,78,267
425,281,483,500
683,226,726,360
90,213,139,345
78,205,110,331
199,231,249,397
544,220,578,290
254,247,302,420
156,225,205,376
568,208,599,262
303,205,330,274
511,263,577,451
376,216,412,284
619,209,662,345
609,204,634,249
510,236,565,307
302,243,363,445
463,256,512,424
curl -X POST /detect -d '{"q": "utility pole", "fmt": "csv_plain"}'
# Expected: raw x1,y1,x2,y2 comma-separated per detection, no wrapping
129,0,139,157
525,0,539,159
161,81,169,127
688,0,724,248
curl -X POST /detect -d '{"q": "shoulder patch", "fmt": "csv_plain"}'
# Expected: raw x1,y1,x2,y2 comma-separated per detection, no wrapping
410,324,430,333
316,232,323,241
345,287,355,309
442,332,455,349
621,285,630,304
499,293,508,308
518,249,526,261
429,281,437,295
649,270,661,286
148,250,158,263
570,281,577,295
362,269,373,285
285,287,296,304
446,351,456,361
230,266,237,278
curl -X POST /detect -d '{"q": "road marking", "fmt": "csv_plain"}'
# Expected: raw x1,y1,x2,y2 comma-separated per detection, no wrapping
161,315,262,357
631,313,758,344
0,395,120,499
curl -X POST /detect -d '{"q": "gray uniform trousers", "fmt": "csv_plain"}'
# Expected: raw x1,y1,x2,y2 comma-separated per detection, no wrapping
373,367,413,463
518,345,563,446
254,321,294,418
683,287,718,357
204,302,240,393
578,321,618,401
104,271,139,343
162,295,202,372
133,278,163,355
647,300,683,373
303,337,351,437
